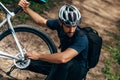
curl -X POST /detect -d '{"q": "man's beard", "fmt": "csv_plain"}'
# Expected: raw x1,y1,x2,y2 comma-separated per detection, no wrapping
66,32,74,37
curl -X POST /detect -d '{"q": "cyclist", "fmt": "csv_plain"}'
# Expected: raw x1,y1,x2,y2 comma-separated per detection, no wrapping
18,0,88,80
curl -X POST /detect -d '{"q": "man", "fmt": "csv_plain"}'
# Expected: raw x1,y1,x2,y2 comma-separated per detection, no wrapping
19,0,88,80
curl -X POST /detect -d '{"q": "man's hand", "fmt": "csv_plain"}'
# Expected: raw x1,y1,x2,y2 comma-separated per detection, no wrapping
25,51,40,60
18,0,30,12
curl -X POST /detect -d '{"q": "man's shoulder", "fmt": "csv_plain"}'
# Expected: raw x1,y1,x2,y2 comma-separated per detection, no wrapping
47,19,59,24
46,19,60,30
74,27,88,43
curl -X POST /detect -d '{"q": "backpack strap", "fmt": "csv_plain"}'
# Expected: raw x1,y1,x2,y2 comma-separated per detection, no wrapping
82,27,98,35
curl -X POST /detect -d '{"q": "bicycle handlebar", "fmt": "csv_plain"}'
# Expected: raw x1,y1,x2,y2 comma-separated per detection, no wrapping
14,0,46,14
32,0,46,3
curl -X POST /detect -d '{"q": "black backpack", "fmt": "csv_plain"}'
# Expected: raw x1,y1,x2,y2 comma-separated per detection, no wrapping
79,27,102,69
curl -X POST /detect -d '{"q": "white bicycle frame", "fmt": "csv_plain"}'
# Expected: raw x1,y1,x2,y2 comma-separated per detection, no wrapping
0,2,25,60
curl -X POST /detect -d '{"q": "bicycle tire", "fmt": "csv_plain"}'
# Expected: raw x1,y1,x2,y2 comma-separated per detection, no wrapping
0,25,57,80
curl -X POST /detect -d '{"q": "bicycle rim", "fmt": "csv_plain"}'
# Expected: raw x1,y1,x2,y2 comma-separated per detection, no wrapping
0,25,57,80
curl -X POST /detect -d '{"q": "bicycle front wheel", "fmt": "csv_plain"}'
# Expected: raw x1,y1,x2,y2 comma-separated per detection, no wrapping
0,25,57,80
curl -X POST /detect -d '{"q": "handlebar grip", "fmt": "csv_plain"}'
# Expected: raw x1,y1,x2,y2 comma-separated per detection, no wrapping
14,6,22,14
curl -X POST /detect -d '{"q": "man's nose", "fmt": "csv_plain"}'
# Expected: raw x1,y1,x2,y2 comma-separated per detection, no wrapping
69,27,75,32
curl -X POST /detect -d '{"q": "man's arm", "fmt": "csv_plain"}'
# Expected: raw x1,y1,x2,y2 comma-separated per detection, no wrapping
25,48,78,64
18,0,47,25
25,8,47,24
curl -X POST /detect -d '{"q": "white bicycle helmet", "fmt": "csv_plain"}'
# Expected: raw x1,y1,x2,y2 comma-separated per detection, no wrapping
59,4,81,27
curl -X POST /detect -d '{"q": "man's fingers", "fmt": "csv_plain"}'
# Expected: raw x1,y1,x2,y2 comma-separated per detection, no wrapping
18,0,29,8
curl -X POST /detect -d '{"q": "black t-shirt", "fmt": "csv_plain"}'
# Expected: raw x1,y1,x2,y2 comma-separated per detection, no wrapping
46,19,88,67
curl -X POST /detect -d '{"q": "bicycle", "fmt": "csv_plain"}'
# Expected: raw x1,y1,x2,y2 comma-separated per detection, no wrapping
0,0,57,79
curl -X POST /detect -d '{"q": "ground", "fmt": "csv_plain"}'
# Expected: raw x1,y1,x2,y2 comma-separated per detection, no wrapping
0,0,120,80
